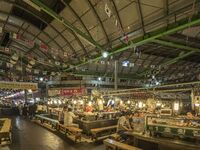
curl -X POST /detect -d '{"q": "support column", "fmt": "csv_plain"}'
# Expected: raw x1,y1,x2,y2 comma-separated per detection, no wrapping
191,89,195,110
114,61,118,90
24,89,28,103
46,83,49,98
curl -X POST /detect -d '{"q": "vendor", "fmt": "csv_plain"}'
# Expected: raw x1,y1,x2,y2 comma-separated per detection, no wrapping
186,111,194,119
117,111,132,140
64,107,79,127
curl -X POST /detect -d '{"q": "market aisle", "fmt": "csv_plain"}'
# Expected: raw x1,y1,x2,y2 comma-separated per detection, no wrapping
3,116,104,150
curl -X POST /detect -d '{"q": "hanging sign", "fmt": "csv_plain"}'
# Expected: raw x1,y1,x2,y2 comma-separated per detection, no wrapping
48,88,85,96
61,88,85,96
0,81,38,90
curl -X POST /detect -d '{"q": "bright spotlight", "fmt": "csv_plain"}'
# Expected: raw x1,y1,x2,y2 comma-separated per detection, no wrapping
39,77,43,81
102,51,109,58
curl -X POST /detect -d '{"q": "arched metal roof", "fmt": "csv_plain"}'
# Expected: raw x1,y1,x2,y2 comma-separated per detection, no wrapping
0,0,200,85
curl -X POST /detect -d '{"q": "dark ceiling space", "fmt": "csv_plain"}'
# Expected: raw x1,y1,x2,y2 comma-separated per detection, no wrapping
11,0,67,30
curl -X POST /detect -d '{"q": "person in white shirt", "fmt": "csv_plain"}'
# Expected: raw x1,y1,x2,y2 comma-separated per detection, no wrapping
64,107,79,127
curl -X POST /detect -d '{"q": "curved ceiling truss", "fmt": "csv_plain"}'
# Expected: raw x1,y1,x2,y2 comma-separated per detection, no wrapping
0,0,200,85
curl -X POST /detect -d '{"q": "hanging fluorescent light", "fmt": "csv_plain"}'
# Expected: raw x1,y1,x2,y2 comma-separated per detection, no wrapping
120,100,123,105
39,77,43,81
174,102,179,111
28,89,32,93
88,101,92,106
58,100,62,105
138,102,143,108
73,100,77,105
79,100,84,105
122,60,129,67
156,101,161,106
155,81,160,85
102,51,109,58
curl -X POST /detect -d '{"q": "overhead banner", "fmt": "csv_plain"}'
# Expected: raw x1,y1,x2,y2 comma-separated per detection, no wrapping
61,88,85,96
48,88,85,97
0,81,38,90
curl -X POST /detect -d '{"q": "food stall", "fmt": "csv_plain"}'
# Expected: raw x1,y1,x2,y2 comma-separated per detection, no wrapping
74,112,120,135
145,115,200,140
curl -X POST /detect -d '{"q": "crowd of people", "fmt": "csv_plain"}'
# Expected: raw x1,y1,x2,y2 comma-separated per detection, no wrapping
17,103,47,119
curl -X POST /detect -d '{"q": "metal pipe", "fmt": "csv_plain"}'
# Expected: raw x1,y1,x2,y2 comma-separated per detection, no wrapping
114,61,118,90
104,80,200,94
104,88,192,96
153,39,200,52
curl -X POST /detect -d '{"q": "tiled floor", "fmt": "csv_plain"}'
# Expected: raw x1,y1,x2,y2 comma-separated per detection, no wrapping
1,116,104,150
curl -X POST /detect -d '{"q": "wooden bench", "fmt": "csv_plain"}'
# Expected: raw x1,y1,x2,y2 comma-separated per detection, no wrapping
104,139,142,150
58,124,82,142
0,118,12,145
91,125,117,141
35,114,58,129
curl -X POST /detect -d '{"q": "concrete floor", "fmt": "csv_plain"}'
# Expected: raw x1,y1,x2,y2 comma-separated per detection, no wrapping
1,116,104,150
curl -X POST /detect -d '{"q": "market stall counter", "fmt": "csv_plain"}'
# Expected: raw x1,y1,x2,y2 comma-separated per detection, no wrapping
125,131,200,150
145,115,200,140
74,112,120,135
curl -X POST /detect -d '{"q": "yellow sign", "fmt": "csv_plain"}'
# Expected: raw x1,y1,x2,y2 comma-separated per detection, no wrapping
0,81,38,90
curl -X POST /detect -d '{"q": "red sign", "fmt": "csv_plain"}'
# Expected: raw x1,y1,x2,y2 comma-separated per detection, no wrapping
60,88,85,96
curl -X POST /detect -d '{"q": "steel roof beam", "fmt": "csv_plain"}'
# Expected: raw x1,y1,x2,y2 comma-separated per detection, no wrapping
72,71,142,80
63,13,200,71
153,39,200,53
